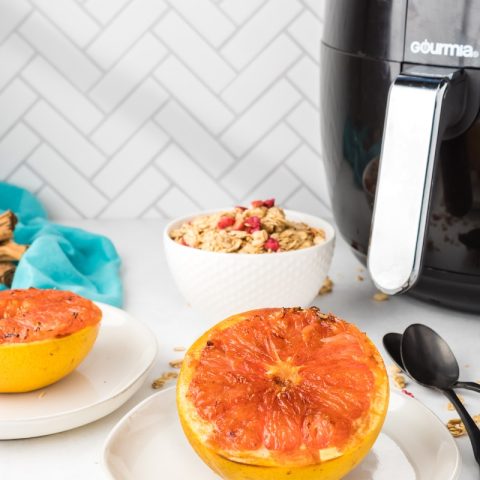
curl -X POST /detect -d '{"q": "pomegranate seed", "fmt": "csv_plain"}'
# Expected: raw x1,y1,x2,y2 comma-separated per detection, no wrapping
232,218,245,231
235,205,247,211
263,198,275,208
251,200,264,208
217,216,235,229
401,389,414,398
245,216,261,233
264,237,280,252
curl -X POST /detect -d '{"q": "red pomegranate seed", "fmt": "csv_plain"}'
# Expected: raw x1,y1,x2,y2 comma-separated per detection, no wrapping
264,237,280,251
232,218,245,231
245,216,261,233
401,389,414,398
251,200,264,208
235,205,247,211
263,198,275,208
217,216,235,229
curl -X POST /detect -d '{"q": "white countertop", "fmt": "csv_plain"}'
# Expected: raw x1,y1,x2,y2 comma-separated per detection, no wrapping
1,219,479,480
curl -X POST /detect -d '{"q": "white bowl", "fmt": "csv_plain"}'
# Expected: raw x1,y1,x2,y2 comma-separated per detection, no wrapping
163,209,335,324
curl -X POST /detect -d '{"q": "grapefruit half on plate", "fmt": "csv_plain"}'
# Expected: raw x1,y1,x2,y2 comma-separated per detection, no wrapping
0,288,101,393
177,307,389,480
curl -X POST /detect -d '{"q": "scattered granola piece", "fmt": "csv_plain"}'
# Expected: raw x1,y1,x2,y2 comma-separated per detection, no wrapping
393,373,407,389
447,418,466,437
389,364,401,374
169,359,183,369
319,277,333,295
446,414,480,437
151,371,178,390
388,364,408,389
357,275,364,282
373,292,389,302
173,346,186,352
37,390,46,399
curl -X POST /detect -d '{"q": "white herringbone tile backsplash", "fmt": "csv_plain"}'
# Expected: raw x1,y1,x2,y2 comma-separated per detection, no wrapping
0,0,331,220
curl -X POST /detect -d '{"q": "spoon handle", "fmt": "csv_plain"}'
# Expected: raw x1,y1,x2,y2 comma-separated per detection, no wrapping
443,388,480,465
455,381,480,393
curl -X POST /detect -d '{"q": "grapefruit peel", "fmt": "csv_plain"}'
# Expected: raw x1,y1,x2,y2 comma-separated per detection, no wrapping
0,324,100,393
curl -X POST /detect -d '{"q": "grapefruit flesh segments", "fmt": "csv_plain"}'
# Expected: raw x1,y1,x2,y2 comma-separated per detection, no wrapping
0,288,102,393
177,307,389,480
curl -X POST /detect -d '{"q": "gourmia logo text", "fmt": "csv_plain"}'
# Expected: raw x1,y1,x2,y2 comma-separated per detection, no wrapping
410,39,479,58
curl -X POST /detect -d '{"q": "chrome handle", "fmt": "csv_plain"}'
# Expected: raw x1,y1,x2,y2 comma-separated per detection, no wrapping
368,68,464,295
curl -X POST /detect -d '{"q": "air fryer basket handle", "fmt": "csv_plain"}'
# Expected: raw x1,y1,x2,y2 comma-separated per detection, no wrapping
368,67,466,295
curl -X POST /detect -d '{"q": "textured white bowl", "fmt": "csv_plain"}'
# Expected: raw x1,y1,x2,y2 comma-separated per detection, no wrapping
163,209,335,324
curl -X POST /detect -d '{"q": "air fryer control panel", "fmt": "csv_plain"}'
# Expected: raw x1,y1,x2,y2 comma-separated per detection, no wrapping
404,0,480,68
322,0,480,69
405,0,480,68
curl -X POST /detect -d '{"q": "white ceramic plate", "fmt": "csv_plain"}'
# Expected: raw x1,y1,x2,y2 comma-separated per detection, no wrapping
0,302,157,440
103,388,461,480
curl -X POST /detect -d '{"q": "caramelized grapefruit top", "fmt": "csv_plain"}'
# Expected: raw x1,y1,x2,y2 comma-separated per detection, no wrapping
0,289,102,344
178,307,389,467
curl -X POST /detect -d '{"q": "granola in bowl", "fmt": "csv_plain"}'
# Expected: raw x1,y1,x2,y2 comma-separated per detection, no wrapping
169,199,326,254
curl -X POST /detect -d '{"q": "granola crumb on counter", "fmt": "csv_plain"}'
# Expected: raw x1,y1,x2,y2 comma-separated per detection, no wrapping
169,359,183,369
169,199,326,254
357,275,364,282
151,372,178,390
373,292,389,302
173,346,186,352
319,276,334,295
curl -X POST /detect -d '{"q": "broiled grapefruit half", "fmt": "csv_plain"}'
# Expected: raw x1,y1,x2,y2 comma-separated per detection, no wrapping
0,288,102,393
177,307,389,480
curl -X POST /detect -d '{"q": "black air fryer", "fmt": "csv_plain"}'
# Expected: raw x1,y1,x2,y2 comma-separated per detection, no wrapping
321,0,480,312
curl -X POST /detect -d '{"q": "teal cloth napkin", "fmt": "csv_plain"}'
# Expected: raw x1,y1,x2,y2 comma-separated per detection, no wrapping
0,182,123,307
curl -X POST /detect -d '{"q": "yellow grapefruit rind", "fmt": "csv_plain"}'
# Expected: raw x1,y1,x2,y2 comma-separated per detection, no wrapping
177,309,389,480
0,324,100,393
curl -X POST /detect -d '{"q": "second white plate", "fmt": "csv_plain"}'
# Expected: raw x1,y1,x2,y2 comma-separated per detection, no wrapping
0,302,158,440
103,388,461,480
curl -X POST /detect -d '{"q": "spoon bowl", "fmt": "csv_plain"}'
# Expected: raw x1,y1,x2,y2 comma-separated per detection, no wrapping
400,326,460,389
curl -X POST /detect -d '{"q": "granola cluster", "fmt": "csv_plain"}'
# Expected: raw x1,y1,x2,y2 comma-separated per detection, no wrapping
169,199,326,254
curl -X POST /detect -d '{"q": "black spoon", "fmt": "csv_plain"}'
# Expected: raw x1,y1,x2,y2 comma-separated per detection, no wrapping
401,323,480,466
383,332,480,393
